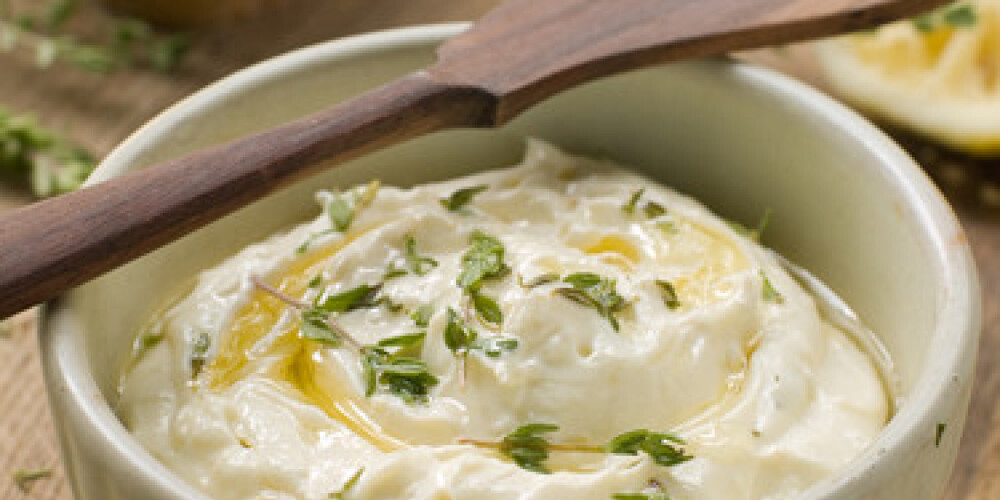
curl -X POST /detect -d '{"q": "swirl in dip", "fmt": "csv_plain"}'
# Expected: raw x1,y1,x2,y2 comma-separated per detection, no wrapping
118,140,888,500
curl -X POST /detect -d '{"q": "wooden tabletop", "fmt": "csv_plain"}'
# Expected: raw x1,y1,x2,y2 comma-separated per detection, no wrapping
0,1,997,498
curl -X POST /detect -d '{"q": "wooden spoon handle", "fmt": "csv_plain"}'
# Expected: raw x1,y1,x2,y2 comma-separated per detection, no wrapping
0,73,493,318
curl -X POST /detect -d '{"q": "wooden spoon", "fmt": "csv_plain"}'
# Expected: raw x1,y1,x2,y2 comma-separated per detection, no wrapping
0,0,945,318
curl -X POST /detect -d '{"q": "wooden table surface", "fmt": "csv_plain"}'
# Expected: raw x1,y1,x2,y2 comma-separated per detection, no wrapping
1,1,997,499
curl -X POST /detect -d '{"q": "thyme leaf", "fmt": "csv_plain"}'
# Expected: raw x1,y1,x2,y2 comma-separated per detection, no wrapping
12,468,51,493
410,304,433,328
329,467,363,499
500,423,560,474
314,285,380,314
519,272,560,288
623,188,644,215
404,235,438,276
440,184,488,212
326,192,354,232
444,307,477,353
760,271,784,303
643,201,666,219
457,231,508,291
471,291,503,326
189,332,211,378
556,272,626,331
300,309,343,346
655,280,681,310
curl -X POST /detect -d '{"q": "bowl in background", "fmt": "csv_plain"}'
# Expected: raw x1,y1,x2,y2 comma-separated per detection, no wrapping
39,23,980,500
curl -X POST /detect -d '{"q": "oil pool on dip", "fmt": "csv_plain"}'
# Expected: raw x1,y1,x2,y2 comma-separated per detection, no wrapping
117,140,889,500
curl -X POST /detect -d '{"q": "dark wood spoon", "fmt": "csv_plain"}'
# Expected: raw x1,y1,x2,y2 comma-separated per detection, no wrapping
0,0,945,318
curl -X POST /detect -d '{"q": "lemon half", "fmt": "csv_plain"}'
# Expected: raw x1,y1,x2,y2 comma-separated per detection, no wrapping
816,0,1000,155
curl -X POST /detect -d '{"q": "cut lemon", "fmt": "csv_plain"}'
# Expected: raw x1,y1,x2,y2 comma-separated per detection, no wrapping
816,0,1000,155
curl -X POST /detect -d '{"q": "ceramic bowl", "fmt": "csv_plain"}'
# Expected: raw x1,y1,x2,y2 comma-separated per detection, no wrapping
39,23,980,500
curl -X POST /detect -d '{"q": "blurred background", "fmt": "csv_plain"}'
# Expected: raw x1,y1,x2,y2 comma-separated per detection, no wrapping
0,0,997,498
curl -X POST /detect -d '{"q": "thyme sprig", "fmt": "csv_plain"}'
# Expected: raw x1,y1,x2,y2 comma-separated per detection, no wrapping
457,231,509,291
252,276,439,401
459,425,692,474
913,2,976,32
555,272,627,331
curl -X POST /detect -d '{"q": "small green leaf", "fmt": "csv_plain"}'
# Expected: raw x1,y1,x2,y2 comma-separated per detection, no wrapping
606,429,650,455
314,285,379,314
410,304,433,328
643,201,666,218
471,337,519,358
936,422,947,447
623,188,644,215
500,423,559,473
329,467,364,499
297,229,336,254
519,272,559,288
943,4,977,28
457,231,508,291
376,332,426,349
383,262,408,280
471,291,503,326
444,307,476,353
326,192,354,232
13,468,51,493
606,429,691,467
308,275,324,289
300,309,341,346
760,271,784,303
656,280,681,309
440,184,488,212
404,235,438,276
557,273,626,331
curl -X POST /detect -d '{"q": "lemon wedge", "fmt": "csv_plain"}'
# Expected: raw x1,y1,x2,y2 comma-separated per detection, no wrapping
816,0,1000,155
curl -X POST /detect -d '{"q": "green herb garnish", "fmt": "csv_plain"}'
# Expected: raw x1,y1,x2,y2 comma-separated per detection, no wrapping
314,285,380,314
329,467,363,499
471,291,503,326
655,280,681,310
760,271,783,303
326,192,354,232
500,423,560,473
308,275,324,289
607,429,692,467
404,235,438,276
914,3,977,32
556,272,627,331
623,188,644,215
410,304,434,328
471,336,519,358
0,106,95,198
457,231,508,291
12,468,51,493
361,347,438,402
936,422,947,447
382,262,408,280
444,307,477,354
643,201,667,219
440,184,488,212
519,272,560,288
296,229,336,254
726,209,772,241
464,425,691,474
300,309,343,346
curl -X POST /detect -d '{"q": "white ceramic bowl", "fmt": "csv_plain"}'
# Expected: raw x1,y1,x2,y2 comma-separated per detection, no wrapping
40,24,980,500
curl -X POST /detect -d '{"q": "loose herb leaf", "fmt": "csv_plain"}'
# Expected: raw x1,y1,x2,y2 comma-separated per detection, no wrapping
410,304,433,328
643,201,667,219
471,336,519,358
471,291,503,326
308,275,324,289
296,229,336,254
726,209,772,242
361,347,438,401
404,235,438,276
556,273,627,331
607,430,692,467
314,285,379,314
329,467,364,499
936,422,947,447
13,468,51,493
374,295,405,313
612,494,669,500
300,309,342,346
444,307,477,353
500,423,559,473
943,4,977,27
383,262,408,280
623,188,644,215
326,192,354,232
376,332,426,349
519,272,560,288
457,231,508,291
189,332,211,377
440,184,488,212
760,271,783,303
656,280,681,310
656,220,679,235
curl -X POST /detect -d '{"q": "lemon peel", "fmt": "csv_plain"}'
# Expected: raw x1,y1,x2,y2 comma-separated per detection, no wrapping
816,0,1000,155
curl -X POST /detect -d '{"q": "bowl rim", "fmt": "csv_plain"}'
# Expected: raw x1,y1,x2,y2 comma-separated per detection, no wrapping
39,22,981,500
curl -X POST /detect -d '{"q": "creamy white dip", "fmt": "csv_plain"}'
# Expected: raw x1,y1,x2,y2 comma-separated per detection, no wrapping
118,140,888,500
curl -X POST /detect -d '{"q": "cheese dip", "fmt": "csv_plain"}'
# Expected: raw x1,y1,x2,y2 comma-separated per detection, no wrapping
118,140,888,500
